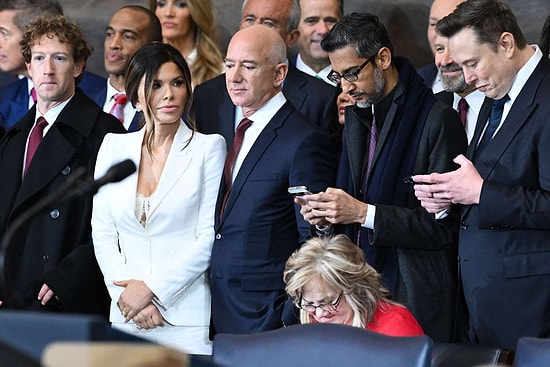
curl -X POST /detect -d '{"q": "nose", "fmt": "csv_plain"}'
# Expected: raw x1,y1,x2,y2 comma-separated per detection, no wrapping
463,68,477,85
315,21,331,36
226,66,243,83
108,33,122,50
313,306,331,318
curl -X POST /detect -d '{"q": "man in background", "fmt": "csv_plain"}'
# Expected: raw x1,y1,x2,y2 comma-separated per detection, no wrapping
90,5,162,132
195,0,339,140
417,0,464,92
294,0,342,86
0,0,105,130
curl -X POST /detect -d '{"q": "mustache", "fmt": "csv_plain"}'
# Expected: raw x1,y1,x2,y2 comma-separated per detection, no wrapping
439,64,463,73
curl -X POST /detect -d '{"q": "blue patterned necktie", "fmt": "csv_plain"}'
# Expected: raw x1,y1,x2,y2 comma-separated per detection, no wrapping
475,94,510,157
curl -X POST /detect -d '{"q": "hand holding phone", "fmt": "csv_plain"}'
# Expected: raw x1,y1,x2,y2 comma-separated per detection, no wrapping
288,185,312,197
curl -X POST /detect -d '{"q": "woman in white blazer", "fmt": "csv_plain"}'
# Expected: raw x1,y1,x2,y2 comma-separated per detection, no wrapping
92,43,225,355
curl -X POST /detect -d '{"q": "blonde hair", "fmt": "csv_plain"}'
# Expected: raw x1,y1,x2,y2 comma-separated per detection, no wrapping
150,0,223,87
284,235,396,328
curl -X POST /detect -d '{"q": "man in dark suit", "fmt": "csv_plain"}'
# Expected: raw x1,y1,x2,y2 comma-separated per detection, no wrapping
417,0,465,92
0,0,106,130
0,15,125,315
299,13,467,342
414,0,550,349
195,0,339,140
203,25,336,336
89,6,162,132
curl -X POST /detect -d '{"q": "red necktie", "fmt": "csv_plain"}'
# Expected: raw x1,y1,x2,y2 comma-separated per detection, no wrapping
24,116,48,174
109,93,128,123
30,87,37,104
458,97,469,127
220,118,253,217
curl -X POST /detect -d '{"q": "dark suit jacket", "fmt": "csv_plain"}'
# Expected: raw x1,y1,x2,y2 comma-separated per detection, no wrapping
0,88,126,316
193,64,339,139
0,72,107,129
339,58,467,342
204,101,337,335
89,84,141,132
417,63,438,89
459,56,550,349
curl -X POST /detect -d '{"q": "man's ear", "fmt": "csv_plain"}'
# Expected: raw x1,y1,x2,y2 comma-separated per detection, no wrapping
285,29,300,48
499,32,515,59
274,62,288,87
73,59,85,79
375,47,392,70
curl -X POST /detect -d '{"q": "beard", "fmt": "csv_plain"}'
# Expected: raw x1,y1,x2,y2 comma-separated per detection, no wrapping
354,67,385,108
439,64,469,93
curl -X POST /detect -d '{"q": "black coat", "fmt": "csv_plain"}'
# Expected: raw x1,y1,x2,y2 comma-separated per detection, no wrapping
0,89,126,316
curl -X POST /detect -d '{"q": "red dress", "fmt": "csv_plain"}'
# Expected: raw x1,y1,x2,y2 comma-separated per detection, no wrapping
366,301,424,337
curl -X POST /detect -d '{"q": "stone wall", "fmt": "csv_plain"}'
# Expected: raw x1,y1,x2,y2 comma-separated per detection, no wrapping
60,0,549,77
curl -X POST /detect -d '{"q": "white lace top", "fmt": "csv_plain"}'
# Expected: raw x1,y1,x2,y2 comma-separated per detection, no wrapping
135,194,152,228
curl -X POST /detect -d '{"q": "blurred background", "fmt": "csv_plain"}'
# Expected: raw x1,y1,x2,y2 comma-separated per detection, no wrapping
61,0,549,77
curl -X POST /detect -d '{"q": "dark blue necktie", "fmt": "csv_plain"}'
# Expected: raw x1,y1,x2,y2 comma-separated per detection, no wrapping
475,94,510,157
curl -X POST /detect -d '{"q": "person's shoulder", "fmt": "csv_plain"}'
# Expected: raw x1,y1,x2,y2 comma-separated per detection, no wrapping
194,74,225,95
369,302,424,337
286,65,337,95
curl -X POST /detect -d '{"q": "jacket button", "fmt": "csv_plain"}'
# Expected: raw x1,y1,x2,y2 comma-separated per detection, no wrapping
215,234,222,240
61,165,71,175
461,221,468,229
42,255,50,262
50,209,60,219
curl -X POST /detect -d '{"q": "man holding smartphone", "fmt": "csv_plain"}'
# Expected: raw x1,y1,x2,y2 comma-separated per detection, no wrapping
299,13,467,342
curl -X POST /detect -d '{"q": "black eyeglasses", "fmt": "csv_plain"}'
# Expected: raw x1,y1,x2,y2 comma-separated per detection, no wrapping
298,292,343,313
327,52,378,84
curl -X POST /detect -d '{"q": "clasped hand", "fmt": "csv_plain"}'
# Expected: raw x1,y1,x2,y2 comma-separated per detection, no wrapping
115,279,163,329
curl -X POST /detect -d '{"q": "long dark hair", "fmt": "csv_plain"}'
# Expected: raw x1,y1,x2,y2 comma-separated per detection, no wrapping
125,42,195,155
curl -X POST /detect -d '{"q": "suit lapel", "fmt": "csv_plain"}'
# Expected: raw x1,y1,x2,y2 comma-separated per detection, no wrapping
147,122,193,217
466,97,492,159
283,66,307,112
218,103,291,223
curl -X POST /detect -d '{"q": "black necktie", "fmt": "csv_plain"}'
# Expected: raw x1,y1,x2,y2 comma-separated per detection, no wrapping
475,94,509,157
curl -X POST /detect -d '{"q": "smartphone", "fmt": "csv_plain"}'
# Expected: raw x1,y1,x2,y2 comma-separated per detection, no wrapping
288,185,312,197
403,176,431,185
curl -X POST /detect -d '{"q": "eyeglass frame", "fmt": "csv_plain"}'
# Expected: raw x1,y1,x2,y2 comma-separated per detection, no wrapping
327,50,380,84
297,291,344,313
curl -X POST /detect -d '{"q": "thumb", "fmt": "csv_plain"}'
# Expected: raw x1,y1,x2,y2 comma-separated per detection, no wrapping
453,154,469,167
113,280,129,287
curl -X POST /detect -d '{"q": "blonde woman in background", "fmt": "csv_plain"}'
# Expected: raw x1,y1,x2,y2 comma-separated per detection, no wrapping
150,0,223,88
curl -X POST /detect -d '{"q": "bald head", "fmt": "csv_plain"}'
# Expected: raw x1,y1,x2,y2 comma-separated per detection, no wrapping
427,0,464,55
225,25,288,116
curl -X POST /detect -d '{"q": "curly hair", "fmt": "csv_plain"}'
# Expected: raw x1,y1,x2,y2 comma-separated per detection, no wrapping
20,15,92,83
284,234,396,328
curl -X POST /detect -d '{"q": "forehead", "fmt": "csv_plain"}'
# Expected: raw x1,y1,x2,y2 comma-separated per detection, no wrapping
110,9,150,32
300,0,340,15
302,277,337,299
227,34,268,62
328,45,362,71
430,0,463,20
447,28,484,63
243,0,292,23
0,10,18,29
31,34,72,54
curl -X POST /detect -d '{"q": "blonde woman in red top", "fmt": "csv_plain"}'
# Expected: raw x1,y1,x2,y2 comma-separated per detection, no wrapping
284,235,423,336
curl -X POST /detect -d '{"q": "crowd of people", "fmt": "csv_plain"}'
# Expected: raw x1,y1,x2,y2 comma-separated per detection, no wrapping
0,0,549,357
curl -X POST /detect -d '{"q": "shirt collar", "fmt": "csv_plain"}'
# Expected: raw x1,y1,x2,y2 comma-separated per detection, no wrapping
507,45,543,103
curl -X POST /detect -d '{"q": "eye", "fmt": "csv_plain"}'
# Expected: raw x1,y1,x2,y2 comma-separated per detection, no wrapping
124,33,137,41
156,0,166,8
172,79,184,87
224,61,235,69
105,30,114,38
152,82,162,90
262,20,276,28
242,17,256,25
175,1,187,9
54,55,67,62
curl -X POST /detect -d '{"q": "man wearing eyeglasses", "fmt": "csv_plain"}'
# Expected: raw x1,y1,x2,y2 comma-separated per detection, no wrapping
298,12,467,343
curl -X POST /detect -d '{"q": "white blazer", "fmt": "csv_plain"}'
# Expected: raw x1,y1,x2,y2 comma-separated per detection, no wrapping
92,121,225,326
